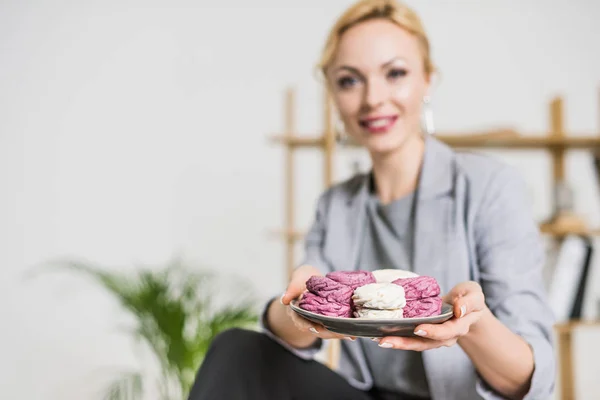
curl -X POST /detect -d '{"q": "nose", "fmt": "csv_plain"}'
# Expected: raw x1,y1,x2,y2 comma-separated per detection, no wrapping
363,78,388,109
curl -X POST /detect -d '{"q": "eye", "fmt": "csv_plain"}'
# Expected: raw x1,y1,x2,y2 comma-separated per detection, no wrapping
388,68,408,80
337,75,359,89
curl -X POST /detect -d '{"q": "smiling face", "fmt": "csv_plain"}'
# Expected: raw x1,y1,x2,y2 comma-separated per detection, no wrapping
326,18,431,156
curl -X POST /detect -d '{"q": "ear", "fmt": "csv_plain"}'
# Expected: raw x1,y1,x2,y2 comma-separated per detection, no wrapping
422,70,442,105
426,70,440,92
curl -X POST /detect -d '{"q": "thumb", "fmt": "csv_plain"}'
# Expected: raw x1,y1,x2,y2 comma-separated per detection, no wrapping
281,265,321,305
442,281,476,302
442,281,483,318
281,280,305,305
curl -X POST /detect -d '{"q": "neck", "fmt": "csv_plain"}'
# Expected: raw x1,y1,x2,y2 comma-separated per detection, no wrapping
370,134,425,204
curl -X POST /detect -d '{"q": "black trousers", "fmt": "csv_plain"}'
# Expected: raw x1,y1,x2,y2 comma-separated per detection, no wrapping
187,328,423,400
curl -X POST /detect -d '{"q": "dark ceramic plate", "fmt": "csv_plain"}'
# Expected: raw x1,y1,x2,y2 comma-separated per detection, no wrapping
290,299,454,338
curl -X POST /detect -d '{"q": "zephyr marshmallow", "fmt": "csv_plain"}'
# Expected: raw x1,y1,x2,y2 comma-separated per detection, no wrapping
352,283,406,310
372,268,419,283
353,307,405,319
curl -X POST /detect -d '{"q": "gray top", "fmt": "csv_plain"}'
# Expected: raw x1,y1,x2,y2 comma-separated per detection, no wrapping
358,185,430,398
261,136,556,400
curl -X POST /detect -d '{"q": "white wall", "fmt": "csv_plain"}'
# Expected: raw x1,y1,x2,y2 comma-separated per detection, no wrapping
1,0,600,398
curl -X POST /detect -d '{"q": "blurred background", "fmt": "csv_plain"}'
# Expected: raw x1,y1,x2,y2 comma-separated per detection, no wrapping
1,0,600,399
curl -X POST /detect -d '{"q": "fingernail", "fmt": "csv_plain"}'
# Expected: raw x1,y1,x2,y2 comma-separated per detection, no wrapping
309,327,319,334
371,337,380,342
280,294,285,305
378,342,393,348
460,305,466,318
414,330,427,336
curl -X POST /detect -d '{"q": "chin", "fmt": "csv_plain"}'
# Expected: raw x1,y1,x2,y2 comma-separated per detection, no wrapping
362,133,409,155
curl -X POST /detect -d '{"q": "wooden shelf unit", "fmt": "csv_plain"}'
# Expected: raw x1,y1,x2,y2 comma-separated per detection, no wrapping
269,86,600,372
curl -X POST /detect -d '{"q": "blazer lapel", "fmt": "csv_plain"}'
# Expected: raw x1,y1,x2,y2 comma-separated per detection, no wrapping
324,176,375,388
412,137,456,293
414,138,477,399
348,179,369,272
324,174,369,273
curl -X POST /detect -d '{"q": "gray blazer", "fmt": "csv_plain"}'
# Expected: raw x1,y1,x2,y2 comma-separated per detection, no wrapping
263,136,555,399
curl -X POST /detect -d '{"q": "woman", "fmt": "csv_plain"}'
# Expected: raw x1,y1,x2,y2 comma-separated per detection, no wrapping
188,1,555,399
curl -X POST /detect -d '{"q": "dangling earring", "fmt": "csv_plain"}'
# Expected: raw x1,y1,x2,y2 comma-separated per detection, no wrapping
422,96,435,135
335,118,348,145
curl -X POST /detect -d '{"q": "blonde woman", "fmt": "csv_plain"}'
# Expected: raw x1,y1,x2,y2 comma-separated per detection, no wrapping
188,1,555,399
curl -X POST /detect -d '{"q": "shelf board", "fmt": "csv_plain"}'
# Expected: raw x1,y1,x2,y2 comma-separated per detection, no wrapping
554,320,600,334
540,213,600,236
270,132,600,149
539,223,600,237
269,229,305,241
270,135,324,147
440,134,600,149
271,223,600,241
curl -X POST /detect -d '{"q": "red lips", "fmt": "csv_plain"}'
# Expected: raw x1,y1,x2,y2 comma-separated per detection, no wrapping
359,115,398,134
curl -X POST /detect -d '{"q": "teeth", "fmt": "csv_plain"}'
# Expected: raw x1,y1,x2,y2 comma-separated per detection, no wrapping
367,118,392,128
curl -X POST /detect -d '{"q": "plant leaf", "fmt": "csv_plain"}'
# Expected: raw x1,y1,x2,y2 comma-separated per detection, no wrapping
101,372,143,400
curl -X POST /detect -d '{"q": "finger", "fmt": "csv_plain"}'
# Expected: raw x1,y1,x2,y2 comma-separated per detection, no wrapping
287,306,316,330
377,336,456,351
286,308,352,339
452,288,485,318
318,331,356,341
290,315,332,338
289,311,316,331
413,311,480,341
299,321,354,340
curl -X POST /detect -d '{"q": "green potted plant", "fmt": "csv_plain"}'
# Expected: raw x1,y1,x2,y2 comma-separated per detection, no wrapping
40,256,259,400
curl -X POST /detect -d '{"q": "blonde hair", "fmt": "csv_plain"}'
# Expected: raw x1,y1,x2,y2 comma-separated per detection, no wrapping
317,0,435,77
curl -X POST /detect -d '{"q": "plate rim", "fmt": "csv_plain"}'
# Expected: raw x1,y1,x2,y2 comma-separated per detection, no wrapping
289,298,454,324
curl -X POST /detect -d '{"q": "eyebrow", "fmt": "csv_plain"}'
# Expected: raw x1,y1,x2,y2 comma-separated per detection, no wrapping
333,56,406,74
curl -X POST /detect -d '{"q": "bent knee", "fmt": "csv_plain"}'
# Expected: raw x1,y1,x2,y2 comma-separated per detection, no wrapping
210,328,263,352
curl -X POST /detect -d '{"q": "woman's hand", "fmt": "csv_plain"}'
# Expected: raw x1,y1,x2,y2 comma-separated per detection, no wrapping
374,281,487,350
280,265,355,341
